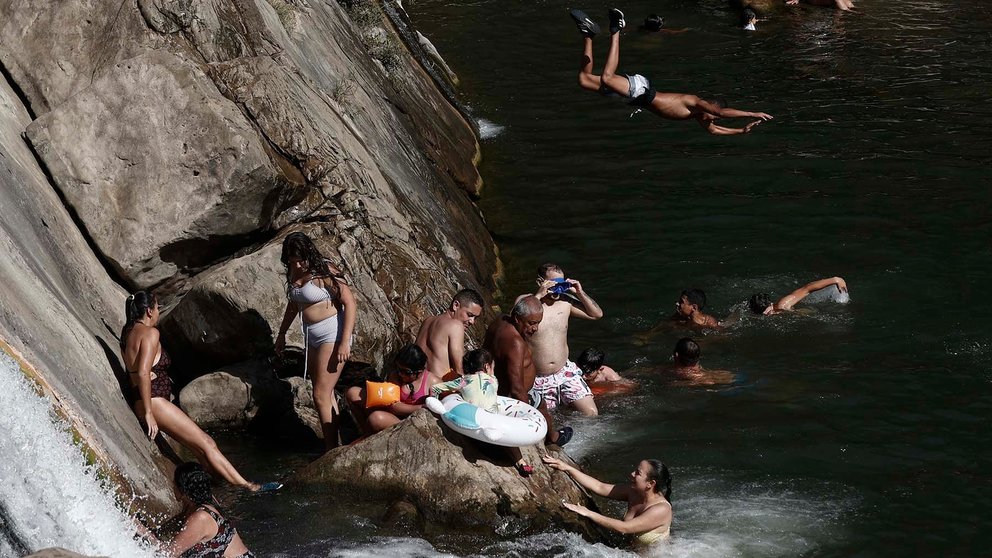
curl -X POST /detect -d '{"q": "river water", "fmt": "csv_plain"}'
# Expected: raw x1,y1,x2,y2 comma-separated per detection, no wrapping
12,1,990,557
219,1,991,557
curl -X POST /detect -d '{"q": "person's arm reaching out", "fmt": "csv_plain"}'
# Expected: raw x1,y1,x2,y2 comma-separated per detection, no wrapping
776,276,848,310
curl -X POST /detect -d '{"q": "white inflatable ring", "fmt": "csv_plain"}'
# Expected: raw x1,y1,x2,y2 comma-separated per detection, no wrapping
425,394,547,447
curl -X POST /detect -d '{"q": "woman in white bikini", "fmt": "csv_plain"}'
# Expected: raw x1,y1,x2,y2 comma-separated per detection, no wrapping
543,455,673,548
276,232,358,450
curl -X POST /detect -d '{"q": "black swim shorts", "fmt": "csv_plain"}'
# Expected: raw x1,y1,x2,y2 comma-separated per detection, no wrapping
629,88,657,108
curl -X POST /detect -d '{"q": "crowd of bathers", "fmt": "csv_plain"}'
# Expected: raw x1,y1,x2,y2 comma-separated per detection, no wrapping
113,2,858,551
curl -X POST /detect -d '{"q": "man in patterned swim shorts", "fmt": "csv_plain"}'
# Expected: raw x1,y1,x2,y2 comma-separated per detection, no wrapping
517,263,603,416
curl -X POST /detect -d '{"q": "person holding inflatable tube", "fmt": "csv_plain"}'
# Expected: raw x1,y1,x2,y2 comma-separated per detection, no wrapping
543,455,673,547
748,276,849,316
345,344,444,436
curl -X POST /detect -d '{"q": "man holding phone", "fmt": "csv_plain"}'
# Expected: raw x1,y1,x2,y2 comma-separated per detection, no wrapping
515,263,604,416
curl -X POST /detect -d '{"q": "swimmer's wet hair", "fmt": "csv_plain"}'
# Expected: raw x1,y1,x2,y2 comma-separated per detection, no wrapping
577,348,606,374
741,8,757,26
174,462,215,507
453,288,484,309
537,263,564,279
681,288,707,311
396,343,428,372
673,337,700,366
641,14,665,32
749,293,773,315
645,459,673,501
463,348,494,375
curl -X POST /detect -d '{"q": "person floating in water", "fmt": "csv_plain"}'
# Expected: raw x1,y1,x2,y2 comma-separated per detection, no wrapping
639,14,689,34
748,276,848,315
787,0,854,11
674,288,723,329
570,8,773,135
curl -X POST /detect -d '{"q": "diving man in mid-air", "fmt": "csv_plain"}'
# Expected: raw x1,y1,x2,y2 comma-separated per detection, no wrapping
571,8,773,135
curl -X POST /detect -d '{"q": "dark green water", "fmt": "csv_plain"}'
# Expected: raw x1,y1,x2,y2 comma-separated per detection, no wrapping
222,1,992,556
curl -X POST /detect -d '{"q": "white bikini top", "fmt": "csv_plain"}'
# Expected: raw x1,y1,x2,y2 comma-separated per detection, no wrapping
288,279,333,306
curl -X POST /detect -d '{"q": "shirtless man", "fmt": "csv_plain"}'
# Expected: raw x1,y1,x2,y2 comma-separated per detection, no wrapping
517,263,603,417
674,288,722,329
787,0,854,11
665,338,734,386
484,296,573,446
571,8,773,135
417,289,484,379
748,276,848,315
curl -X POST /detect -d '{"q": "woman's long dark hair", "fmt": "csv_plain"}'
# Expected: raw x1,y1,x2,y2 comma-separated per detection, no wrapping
121,291,157,347
646,459,673,502
174,462,216,508
280,232,345,299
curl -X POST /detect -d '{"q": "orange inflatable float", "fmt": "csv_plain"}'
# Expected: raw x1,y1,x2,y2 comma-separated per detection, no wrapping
589,381,637,397
365,381,401,408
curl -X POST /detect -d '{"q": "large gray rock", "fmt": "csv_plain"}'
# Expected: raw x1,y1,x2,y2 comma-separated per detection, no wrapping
178,360,291,429
292,410,607,540
0,67,177,518
24,50,299,288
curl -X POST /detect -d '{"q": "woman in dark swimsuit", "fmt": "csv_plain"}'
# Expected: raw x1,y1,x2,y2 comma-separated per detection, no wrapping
167,463,254,558
121,292,275,492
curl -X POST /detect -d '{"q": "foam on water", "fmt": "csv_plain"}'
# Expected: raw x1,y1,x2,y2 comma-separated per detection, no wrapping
0,350,158,557
477,118,505,140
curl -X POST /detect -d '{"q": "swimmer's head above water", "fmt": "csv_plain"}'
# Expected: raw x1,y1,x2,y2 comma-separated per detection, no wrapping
174,462,215,506
741,8,757,30
673,337,701,367
748,293,775,315
640,14,665,32
576,347,606,375
510,295,543,338
676,288,707,317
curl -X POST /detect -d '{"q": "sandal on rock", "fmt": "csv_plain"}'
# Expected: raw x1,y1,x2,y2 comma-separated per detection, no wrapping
514,462,535,478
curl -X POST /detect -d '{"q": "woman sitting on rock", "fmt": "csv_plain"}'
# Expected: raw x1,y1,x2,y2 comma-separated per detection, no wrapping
543,455,673,547
121,292,276,492
166,462,255,558
275,232,358,450
345,344,443,435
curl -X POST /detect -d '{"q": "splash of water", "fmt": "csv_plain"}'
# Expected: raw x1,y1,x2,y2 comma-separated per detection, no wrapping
477,118,505,140
0,350,159,557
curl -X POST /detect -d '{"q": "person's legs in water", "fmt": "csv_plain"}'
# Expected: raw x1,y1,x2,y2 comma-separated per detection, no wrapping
147,398,259,490
601,9,630,96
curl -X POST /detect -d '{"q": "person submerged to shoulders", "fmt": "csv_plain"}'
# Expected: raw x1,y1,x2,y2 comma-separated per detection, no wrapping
663,338,734,386
576,347,637,394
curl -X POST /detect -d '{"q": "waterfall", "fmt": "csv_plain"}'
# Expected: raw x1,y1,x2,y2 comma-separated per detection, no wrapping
0,350,159,557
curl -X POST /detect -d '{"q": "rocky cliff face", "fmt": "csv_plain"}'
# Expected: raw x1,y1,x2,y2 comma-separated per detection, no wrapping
0,0,497,520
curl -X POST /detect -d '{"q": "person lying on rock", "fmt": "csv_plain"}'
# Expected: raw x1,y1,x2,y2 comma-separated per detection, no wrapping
416,288,485,380
165,463,255,558
543,455,673,548
345,344,444,436
571,8,772,135
276,231,358,451
430,349,535,476
121,292,278,492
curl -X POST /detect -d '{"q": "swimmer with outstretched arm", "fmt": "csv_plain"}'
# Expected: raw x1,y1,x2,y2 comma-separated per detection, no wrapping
543,455,673,547
749,276,848,315
571,8,772,135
